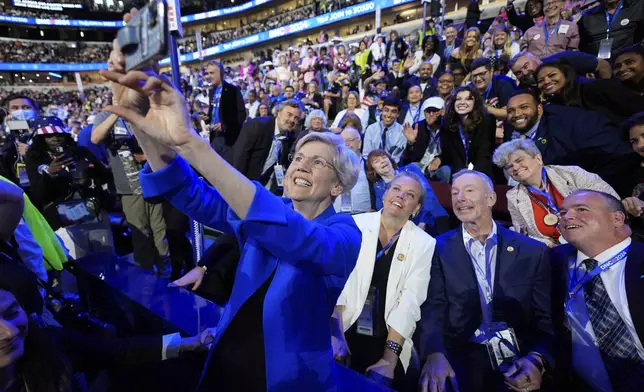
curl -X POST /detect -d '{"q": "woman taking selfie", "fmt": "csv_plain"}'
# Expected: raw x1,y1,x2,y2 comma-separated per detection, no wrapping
99,10,363,390
332,171,435,390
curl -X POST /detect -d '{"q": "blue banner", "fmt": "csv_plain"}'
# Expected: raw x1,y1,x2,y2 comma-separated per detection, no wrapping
0,0,273,28
0,0,415,72
0,62,106,72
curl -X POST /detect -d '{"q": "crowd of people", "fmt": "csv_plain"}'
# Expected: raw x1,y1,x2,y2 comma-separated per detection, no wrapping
1,0,644,391
0,40,112,64
0,5,71,18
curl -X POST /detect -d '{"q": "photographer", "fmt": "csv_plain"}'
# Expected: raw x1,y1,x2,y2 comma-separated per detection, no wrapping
90,110,171,277
25,117,113,259
0,94,40,187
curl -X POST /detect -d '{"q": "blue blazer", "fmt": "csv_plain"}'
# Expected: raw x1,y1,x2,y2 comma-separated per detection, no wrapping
504,104,639,197
139,157,362,391
419,225,555,367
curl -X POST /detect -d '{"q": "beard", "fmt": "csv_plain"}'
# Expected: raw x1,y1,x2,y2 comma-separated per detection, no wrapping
519,72,537,87
512,113,540,132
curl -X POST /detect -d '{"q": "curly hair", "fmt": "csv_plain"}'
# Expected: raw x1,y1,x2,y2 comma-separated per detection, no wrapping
536,59,581,107
443,85,486,134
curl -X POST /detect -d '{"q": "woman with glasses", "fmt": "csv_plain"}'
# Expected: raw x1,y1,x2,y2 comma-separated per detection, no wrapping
493,138,619,247
332,171,435,390
366,150,447,233
100,24,364,391
330,91,368,133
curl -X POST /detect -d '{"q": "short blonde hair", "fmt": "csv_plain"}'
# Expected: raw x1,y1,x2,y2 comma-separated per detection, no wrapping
295,132,361,192
492,139,541,168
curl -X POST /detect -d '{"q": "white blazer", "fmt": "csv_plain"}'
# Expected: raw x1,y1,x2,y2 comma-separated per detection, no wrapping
337,211,436,371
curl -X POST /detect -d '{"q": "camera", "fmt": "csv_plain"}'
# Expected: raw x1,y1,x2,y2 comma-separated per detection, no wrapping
117,0,169,72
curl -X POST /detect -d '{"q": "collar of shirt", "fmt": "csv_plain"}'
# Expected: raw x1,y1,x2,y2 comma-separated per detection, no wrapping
462,221,498,248
575,237,632,272
524,118,541,139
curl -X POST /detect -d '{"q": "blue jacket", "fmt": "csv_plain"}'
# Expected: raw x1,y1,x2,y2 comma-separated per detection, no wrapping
139,157,362,391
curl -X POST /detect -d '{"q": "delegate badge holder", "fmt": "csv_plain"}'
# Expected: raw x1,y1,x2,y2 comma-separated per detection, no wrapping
598,38,614,59
56,200,96,227
274,164,285,188
16,163,29,187
340,192,352,213
484,322,520,372
356,286,379,337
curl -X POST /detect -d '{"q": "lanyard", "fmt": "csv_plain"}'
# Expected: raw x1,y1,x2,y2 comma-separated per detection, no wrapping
464,234,497,305
427,124,440,153
526,169,559,213
409,105,421,124
605,1,624,37
459,127,470,165
376,228,402,259
543,21,561,46
567,246,630,303
484,80,493,101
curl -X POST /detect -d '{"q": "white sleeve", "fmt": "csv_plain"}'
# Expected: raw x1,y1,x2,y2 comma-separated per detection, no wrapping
13,219,48,284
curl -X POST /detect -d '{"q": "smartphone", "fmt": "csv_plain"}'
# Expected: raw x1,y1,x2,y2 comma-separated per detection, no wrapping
117,0,169,72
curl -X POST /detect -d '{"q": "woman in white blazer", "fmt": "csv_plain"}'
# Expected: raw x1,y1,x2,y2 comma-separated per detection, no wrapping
493,139,620,247
332,171,436,390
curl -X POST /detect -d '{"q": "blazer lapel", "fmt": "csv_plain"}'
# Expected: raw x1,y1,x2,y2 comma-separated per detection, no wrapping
625,243,644,342
494,227,518,299
535,120,550,161
385,221,415,315
450,226,479,295
349,213,380,327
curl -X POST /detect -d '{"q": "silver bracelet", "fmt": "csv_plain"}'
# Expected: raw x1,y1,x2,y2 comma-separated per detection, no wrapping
385,340,402,356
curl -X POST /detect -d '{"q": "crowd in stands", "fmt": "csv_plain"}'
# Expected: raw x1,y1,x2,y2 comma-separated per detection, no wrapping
0,40,111,64
180,0,363,54
0,5,71,18
1,0,644,390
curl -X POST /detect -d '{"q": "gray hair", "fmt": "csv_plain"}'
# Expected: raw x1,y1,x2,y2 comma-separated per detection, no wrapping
452,169,494,192
304,109,328,129
385,170,427,211
492,139,541,169
275,99,301,114
509,50,540,70
295,132,361,193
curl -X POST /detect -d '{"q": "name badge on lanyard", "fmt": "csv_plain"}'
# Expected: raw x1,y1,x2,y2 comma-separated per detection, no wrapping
16,162,29,187
274,164,285,188
356,286,379,336
599,1,623,59
485,324,521,372
340,192,352,212
564,246,629,314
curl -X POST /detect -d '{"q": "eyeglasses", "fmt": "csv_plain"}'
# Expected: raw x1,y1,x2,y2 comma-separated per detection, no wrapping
290,153,336,171
471,71,490,80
